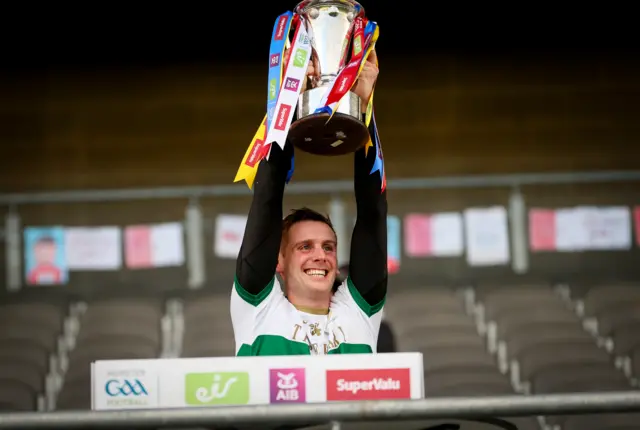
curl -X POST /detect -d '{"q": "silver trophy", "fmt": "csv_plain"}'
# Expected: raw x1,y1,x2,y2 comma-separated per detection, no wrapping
287,0,371,156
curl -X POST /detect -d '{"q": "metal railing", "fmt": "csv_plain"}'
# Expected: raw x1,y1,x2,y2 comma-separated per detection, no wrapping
0,392,638,429
1,170,640,205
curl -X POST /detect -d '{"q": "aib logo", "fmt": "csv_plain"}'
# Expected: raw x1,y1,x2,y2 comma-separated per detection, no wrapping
105,379,148,397
284,77,300,92
270,368,306,403
270,53,280,68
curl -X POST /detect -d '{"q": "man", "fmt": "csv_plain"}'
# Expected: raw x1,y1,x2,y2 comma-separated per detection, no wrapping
231,48,387,356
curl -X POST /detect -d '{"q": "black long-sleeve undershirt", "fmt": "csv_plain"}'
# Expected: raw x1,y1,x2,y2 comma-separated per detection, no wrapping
235,122,388,306
235,142,291,296
348,140,388,306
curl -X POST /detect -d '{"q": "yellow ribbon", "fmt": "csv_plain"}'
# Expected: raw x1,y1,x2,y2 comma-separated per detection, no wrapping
233,115,268,188
362,24,380,156
234,16,295,189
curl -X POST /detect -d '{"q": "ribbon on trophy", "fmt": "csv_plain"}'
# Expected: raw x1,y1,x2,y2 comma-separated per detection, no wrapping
362,23,386,192
234,13,311,188
310,15,385,192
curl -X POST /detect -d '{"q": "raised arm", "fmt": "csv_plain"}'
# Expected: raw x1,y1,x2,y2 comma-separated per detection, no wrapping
348,120,388,307
235,143,292,295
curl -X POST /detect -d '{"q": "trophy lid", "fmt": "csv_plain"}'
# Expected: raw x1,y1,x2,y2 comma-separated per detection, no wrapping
294,0,365,18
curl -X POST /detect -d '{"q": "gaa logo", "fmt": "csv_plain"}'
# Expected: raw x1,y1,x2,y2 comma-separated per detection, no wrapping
105,379,148,397
298,33,309,45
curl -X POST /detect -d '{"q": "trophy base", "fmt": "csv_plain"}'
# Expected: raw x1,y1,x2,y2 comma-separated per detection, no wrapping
288,112,370,156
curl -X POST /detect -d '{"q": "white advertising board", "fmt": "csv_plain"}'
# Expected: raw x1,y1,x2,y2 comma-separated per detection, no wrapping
91,353,424,410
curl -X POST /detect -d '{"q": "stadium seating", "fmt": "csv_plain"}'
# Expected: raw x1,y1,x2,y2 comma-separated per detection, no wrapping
384,288,540,430
177,292,235,357
1,282,640,429
0,293,73,412
471,283,639,429
55,296,170,410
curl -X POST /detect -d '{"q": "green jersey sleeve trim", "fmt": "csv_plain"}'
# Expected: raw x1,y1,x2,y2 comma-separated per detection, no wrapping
234,275,275,307
346,275,385,317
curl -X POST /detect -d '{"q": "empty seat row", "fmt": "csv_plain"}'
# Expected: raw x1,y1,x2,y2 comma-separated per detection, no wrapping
0,299,69,412
178,293,234,358
57,298,168,410
474,283,638,430
383,289,539,430
569,284,640,376
2,282,640,430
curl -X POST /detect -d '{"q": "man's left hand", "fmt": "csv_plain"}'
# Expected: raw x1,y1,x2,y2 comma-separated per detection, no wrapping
352,49,379,112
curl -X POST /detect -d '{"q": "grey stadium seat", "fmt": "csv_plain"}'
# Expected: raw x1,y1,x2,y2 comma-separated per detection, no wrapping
532,363,631,394
0,361,44,411
0,300,67,411
610,322,640,356
56,298,164,410
503,325,593,364
595,305,640,338
580,284,640,318
385,289,518,404
480,287,563,322
0,339,50,380
182,294,235,357
494,306,579,340
385,289,468,316
0,380,38,411
517,341,615,384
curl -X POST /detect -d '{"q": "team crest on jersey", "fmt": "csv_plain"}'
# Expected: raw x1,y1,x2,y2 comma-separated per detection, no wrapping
309,322,322,336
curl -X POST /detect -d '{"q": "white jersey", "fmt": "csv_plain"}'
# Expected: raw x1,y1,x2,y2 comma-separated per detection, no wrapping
231,276,384,356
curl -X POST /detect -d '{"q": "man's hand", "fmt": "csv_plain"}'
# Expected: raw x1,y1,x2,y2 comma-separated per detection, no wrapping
352,49,379,112
283,46,379,110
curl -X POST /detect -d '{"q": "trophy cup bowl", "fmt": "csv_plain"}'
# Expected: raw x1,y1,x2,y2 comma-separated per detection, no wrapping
287,0,370,156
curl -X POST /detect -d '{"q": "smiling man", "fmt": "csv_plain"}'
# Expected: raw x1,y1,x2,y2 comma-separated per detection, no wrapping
230,50,387,356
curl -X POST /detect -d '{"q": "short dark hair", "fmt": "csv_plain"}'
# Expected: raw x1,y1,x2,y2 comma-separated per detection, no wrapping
36,236,55,245
282,207,335,239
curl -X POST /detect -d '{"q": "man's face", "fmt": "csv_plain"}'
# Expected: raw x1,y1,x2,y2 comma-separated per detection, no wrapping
34,242,56,264
278,221,338,297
